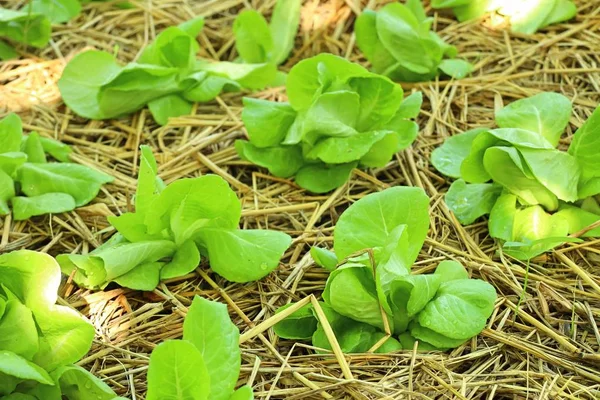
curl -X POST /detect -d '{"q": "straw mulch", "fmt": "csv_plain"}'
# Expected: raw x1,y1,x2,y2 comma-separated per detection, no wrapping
1,0,600,398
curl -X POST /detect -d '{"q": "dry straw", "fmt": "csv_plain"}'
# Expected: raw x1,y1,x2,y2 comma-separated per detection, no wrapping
0,0,599,398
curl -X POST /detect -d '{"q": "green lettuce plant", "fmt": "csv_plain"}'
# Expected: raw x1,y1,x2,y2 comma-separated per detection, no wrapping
0,250,124,399
431,0,576,34
0,113,113,220
355,0,473,82
275,187,497,351
235,53,422,193
58,145,291,290
147,296,253,400
431,92,600,260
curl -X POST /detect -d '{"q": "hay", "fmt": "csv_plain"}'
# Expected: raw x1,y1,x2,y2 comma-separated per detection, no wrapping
1,0,599,398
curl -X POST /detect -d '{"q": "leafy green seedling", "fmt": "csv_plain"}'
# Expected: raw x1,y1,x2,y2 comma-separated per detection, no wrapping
431,0,576,34
0,250,125,399
147,296,253,400
431,92,600,259
58,145,291,290
236,53,422,193
0,113,113,220
355,1,473,82
274,187,497,352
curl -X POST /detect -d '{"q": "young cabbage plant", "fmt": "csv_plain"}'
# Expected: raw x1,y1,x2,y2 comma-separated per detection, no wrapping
236,53,422,193
355,0,473,82
58,145,291,290
0,250,125,400
146,296,253,400
431,92,600,260
274,187,497,352
431,0,576,34
0,113,113,220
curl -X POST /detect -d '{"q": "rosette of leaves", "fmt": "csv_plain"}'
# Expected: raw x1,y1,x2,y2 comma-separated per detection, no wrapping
58,145,291,290
355,0,473,82
0,250,125,399
431,0,576,34
274,187,497,352
235,53,422,193
431,92,600,260
0,113,113,220
147,296,253,400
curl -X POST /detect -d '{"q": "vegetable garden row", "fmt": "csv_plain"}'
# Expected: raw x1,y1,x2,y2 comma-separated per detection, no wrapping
0,0,599,399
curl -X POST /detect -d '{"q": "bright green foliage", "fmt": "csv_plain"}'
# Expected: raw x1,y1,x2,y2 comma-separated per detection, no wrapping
0,7,51,58
431,0,576,34
146,296,253,400
355,1,473,82
431,92,600,260
236,53,422,193
58,145,291,290
0,113,113,220
0,250,123,399
274,187,497,351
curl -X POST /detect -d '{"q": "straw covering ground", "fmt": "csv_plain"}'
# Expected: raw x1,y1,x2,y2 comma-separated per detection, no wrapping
1,0,600,398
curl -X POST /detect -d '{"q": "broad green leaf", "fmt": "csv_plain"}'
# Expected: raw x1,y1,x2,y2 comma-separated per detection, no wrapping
394,91,423,120
17,163,113,206
273,303,318,340
445,179,503,224
310,247,338,272
21,132,46,163
33,305,95,371
581,196,600,215
199,62,277,90
0,40,17,61
434,260,470,282
0,170,14,215
30,0,81,24
183,296,240,400
405,0,428,22
431,128,486,179
0,300,39,359
568,105,600,183
294,162,357,193
375,3,436,74
324,264,385,331
183,74,241,103
235,141,304,178
146,340,210,400
160,240,200,280
417,279,496,340
39,137,71,163
355,10,398,74
51,365,120,400
229,386,254,400
398,332,442,351
11,193,76,220
138,26,198,69
438,59,473,79
541,0,577,27
148,94,193,125
135,145,164,215
451,0,493,22
390,274,442,333
303,91,360,140
349,76,403,131
488,193,517,242
483,147,558,210
58,51,123,119
107,212,164,243
359,131,401,168
145,176,241,244
555,205,600,237
504,0,554,34
409,321,466,348
0,113,23,153
241,98,297,148
56,254,107,289
512,205,569,243
0,250,61,311
495,93,572,147
268,0,301,65
334,186,430,263
307,131,389,164
113,261,163,291
286,53,370,109
0,152,28,176
502,236,580,260
579,178,600,199
197,229,291,282
0,8,51,48
178,16,205,38
234,10,272,63
0,351,53,386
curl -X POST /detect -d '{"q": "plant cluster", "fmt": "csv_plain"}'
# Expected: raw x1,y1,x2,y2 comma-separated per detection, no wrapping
236,53,422,193
0,113,113,220
58,145,291,290
355,0,473,82
59,1,300,125
0,250,124,399
275,187,497,351
431,0,576,34
146,296,252,400
431,92,600,260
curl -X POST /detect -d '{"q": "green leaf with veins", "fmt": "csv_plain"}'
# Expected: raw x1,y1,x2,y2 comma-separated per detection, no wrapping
445,179,503,224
